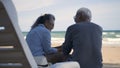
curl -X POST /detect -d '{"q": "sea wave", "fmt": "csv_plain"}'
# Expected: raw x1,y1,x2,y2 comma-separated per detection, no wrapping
51,38,120,46
103,38,120,46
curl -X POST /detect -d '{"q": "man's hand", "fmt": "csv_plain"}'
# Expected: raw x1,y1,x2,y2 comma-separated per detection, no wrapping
54,46,62,52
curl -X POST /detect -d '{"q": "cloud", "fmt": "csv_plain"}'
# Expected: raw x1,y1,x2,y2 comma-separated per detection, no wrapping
12,0,56,12
12,0,120,31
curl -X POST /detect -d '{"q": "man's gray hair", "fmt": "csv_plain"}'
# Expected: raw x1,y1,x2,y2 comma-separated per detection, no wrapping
77,7,92,20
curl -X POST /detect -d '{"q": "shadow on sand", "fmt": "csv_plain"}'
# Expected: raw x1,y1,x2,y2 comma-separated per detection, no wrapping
103,63,120,68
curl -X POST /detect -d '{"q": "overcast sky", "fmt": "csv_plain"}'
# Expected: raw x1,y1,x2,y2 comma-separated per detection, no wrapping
12,0,120,31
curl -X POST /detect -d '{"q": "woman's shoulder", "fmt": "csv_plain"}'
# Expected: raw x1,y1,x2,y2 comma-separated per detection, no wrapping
37,25,50,34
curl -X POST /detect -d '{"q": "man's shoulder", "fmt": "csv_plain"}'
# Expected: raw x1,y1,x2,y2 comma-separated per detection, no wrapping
68,23,80,29
67,24,78,31
67,22,102,31
68,22,101,28
90,22,100,26
90,22,102,30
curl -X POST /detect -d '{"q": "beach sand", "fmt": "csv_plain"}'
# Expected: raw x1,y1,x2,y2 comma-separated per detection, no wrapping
102,46,120,68
51,39,120,68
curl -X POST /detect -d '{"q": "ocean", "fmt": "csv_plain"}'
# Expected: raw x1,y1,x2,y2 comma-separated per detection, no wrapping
23,30,120,46
23,30,120,38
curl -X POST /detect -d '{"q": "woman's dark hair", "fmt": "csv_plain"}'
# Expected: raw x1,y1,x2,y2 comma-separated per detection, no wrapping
31,14,55,29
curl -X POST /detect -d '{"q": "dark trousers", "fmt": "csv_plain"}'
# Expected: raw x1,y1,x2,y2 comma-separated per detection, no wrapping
45,46,67,64
45,52,66,64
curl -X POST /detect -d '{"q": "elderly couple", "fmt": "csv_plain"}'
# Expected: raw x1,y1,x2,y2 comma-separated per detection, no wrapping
26,7,103,68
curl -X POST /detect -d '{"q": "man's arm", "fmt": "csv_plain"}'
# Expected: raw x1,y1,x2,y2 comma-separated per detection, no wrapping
92,25,103,67
62,26,73,55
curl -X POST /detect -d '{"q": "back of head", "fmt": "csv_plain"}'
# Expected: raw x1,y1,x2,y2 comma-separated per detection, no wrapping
31,14,55,29
76,7,92,22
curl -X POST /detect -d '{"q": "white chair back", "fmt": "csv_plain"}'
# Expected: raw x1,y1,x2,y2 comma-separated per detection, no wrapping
0,0,37,68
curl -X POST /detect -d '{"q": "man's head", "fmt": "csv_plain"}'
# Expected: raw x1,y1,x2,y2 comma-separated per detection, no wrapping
32,14,55,31
74,7,92,23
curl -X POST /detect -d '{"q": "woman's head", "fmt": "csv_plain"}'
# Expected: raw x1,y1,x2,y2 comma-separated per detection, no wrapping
32,14,55,31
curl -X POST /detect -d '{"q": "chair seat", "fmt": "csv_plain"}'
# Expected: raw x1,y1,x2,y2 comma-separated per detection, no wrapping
34,56,49,68
50,61,80,68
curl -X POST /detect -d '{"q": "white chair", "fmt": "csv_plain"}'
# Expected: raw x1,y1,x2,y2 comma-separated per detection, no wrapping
0,0,49,68
0,0,80,68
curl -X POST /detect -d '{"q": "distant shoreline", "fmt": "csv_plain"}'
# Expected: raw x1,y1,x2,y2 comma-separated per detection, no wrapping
22,30,120,32
22,30,120,38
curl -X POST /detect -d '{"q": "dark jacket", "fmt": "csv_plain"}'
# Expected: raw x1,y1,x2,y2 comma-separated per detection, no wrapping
62,22,103,68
